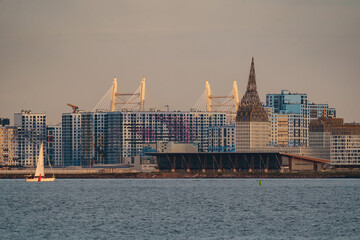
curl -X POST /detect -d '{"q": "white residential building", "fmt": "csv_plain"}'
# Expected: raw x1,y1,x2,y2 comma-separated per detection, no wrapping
14,110,46,166
46,124,62,167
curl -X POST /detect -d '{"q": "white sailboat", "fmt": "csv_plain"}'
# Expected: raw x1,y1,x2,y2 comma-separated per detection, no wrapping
26,142,55,182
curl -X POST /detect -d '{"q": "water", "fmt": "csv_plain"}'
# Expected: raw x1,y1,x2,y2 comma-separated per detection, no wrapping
0,179,359,240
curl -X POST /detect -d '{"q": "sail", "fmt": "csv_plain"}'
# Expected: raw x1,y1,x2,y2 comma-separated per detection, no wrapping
34,142,45,177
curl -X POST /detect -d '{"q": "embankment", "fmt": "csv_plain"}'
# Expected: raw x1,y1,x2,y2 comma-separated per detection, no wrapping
1,171,360,179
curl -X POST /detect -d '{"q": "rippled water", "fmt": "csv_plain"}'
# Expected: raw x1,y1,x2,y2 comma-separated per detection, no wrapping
0,179,359,239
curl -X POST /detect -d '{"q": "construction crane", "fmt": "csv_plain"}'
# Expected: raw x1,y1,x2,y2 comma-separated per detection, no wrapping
67,103,79,113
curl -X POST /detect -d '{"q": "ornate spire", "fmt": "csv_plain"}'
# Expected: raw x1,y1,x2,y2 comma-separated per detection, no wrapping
247,57,257,92
236,58,268,122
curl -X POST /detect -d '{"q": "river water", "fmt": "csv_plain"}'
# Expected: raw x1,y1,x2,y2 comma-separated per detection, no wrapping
0,179,359,239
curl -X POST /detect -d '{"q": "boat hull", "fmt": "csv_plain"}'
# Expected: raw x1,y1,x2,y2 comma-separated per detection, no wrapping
26,178,55,182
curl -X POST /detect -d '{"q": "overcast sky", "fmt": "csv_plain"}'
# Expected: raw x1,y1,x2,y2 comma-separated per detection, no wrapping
0,0,359,124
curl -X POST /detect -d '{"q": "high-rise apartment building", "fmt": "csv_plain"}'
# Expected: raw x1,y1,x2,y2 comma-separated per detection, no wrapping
330,124,360,165
266,90,308,117
62,112,90,166
266,91,310,147
266,111,309,147
309,117,360,165
266,90,336,122
46,124,62,167
0,126,19,165
93,111,106,164
104,111,226,164
309,117,343,160
62,111,226,166
14,110,46,166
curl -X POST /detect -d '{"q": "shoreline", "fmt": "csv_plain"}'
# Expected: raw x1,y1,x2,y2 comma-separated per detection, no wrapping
1,171,360,179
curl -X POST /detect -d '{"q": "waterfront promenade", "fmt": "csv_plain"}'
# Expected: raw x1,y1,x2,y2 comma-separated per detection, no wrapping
1,168,360,179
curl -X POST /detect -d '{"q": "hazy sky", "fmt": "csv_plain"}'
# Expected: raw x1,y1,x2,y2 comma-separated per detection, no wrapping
0,0,359,124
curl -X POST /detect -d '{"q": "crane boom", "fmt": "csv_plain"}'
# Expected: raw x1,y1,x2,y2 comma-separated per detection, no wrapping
67,103,79,113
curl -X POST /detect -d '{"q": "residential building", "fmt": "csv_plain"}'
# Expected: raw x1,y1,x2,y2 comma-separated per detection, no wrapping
208,125,235,152
308,103,336,121
93,111,106,164
104,111,226,164
309,117,360,165
46,124,62,167
14,110,46,166
62,112,98,166
266,91,309,147
309,117,343,160
330,123,360,165
0,118,10,127
266,90,308,117
0,126,19,165
62,110,226,166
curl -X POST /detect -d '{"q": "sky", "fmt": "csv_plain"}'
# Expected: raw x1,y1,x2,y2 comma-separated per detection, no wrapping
0,0,359,124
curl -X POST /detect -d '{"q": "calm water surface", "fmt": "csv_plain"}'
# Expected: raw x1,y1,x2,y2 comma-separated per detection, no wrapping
0,179,359,239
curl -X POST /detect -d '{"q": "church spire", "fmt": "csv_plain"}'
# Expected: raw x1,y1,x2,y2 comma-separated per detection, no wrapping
236,57,268,122
247,57,257,92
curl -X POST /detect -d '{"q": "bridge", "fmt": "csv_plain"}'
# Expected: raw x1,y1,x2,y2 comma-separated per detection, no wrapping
92,77,241,113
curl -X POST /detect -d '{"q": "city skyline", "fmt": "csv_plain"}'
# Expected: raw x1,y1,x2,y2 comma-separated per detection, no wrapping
1,58,359,168
1,1,359,124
